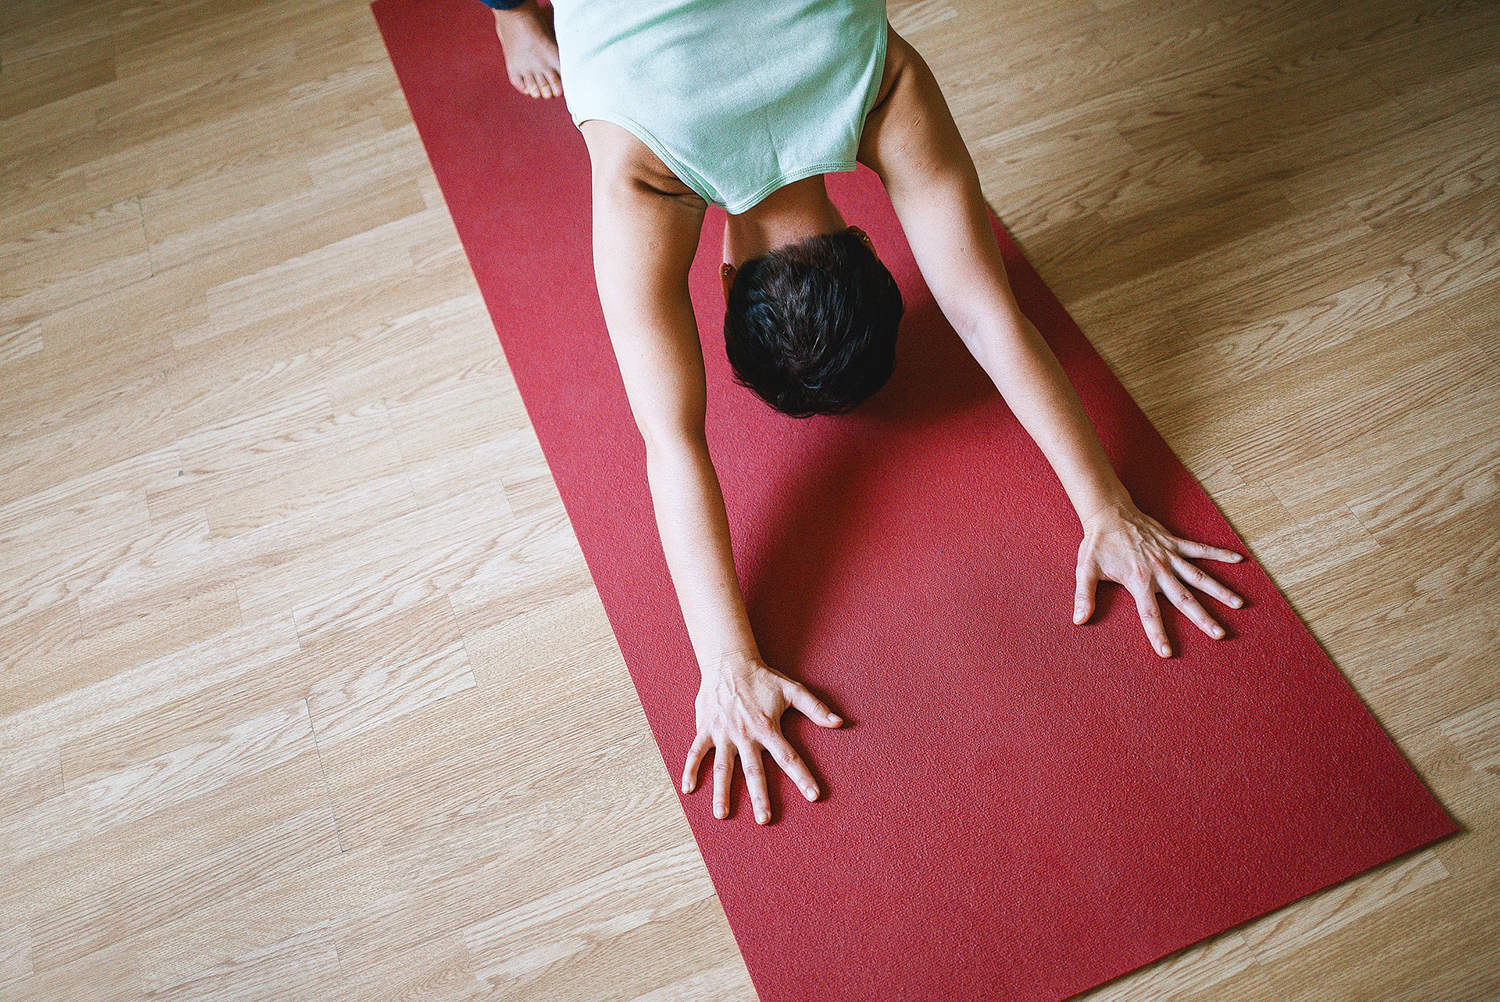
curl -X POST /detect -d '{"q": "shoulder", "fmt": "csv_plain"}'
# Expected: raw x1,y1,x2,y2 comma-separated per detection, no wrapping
868,22,913,114
579,119,709,207
856,25,953,181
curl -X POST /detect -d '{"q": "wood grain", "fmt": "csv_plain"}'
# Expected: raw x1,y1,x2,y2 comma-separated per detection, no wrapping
1,0,1495,998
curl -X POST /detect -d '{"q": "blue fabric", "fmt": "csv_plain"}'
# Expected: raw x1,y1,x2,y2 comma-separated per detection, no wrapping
478,0,528,9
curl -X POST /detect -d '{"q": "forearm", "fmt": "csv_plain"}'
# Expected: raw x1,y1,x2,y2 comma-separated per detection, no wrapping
643,434,760,674
971,306,1133,527
883,179,1129,525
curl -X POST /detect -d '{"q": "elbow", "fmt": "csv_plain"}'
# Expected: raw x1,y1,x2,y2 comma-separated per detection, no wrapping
639,420,706,463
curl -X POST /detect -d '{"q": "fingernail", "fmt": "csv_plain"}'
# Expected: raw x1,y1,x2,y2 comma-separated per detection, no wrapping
1231,553,1243,561
1159,643,1171,656
1212,626,1224,638
715,806,726,819
756,810,767,824
1231,598,1243,608
804,786,817,801
828,713,843,725
682,781,690,793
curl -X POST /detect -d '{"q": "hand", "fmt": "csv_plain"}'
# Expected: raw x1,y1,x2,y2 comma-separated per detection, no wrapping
681,655,843,824
1073,501,1245,657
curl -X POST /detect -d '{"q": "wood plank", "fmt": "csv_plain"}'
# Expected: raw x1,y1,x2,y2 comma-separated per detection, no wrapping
0,0,1492,998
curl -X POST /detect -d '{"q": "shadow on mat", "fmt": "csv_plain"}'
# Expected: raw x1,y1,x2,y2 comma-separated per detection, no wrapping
738,295,995,679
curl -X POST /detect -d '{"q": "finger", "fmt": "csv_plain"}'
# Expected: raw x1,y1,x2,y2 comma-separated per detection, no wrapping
1171,536,1244,564
536,77,552,98
1157,569,1225,640
1073,559,1099,624
681,731,711,794
712,742,734,820
738,741,772,825
547,71,563,96
1169,554,1243,609
523,74,540,97
764,731,820,802
1132,580,1172,657
784,681,842,727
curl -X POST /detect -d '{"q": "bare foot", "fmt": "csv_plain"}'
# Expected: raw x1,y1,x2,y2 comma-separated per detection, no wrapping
494,2,562,99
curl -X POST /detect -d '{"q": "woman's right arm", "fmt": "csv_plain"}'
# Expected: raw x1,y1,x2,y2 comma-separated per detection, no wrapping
587,141,843,825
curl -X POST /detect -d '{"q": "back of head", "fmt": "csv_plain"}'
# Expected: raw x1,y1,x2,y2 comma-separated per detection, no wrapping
723,228,904,418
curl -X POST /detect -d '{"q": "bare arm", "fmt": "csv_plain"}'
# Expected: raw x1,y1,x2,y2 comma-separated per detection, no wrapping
586,131,841,823
859,29,1245,655
589,165,757,670
860,30,1129,527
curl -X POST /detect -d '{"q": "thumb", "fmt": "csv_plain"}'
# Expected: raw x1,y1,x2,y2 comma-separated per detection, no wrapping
1074,561,1097,624
785,681,843,728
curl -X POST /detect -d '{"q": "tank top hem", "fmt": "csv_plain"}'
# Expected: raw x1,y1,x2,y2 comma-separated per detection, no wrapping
722,161,860,215
576,113,863,215
573,112,719,207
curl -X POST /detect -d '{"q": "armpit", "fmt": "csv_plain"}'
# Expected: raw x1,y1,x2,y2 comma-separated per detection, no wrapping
580,118,709,207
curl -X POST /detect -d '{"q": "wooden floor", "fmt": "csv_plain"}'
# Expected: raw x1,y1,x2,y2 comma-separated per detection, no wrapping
1,0,1496,998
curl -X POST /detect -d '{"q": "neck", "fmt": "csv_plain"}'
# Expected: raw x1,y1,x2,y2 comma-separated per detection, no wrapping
722,175,848,267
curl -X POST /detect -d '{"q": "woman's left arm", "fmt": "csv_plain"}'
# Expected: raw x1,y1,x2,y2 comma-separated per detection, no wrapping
861,26,1245,656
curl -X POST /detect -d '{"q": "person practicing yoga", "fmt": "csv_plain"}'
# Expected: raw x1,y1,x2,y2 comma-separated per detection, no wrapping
485,0,1248,825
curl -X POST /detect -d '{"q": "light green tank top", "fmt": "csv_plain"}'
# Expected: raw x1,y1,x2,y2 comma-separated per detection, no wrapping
554,0,889,214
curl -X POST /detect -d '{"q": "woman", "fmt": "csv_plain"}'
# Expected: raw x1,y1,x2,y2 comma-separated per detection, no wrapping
483,0,1247,826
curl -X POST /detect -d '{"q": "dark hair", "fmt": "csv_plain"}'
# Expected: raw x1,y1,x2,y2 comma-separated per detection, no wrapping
723,228,903,417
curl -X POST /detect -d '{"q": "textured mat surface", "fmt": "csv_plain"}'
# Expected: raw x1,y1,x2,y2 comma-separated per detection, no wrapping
372,3,1458,998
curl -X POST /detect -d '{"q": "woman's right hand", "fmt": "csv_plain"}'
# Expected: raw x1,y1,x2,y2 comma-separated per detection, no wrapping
681,654,844,825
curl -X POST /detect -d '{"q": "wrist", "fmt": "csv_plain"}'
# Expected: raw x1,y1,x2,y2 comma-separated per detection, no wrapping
1076,489,1136,530
699,648,762,679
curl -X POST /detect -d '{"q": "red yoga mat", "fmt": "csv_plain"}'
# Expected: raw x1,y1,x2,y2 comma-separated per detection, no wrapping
372,3,1457,999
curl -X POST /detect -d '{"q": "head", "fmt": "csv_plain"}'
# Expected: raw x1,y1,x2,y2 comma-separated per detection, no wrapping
721,225,904,418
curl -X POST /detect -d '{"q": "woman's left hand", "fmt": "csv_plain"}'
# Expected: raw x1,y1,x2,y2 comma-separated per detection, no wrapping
1073,502,1246,657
